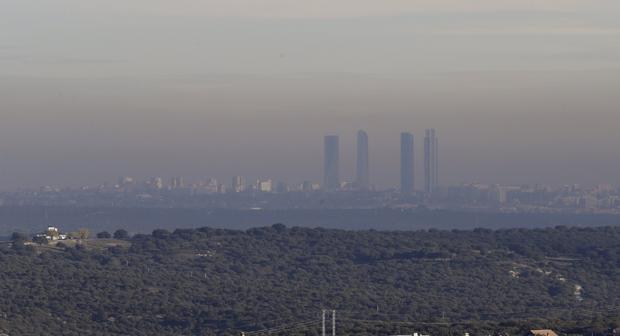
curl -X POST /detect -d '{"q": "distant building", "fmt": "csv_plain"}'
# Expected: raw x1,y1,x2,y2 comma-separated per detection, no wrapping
424,128,439,194
491,185,520,204
275,181,289,193
340,181,355,191
580,194,598,209
324,135,340,191
400,132,414,193
232,176,246,193
36,226,68,241
205,178,219,193
170,177,184,190
117,176,135,189
302,181,313,192
302,181,321,192
145,177,164,190
356,130,370,190
256,179,273,193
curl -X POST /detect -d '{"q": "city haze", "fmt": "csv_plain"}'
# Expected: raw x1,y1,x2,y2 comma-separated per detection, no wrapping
2,1,620,190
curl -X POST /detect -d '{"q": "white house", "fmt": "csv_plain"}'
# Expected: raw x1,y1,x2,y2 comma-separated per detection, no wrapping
35,226,68,241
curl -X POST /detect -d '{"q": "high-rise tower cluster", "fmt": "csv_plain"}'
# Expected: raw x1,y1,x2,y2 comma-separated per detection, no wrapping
323,135,340,191
323,129,439,193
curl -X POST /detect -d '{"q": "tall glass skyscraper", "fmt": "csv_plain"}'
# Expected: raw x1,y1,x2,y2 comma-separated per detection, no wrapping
400,132,414,193
324,135,340,191
356,130,369,190
424,128,439,194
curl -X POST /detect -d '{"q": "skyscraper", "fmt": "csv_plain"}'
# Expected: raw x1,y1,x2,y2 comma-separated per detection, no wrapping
356,130,370,190
232,176,246,193
324,135,340,191
170,177,184,190
400,132,414,193
424,128,439,193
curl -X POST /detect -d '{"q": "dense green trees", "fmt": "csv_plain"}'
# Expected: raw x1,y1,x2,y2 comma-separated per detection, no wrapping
31,236,48,245
0,225,618,336
113,229,129,239
10,232,28,242
96,231,111,239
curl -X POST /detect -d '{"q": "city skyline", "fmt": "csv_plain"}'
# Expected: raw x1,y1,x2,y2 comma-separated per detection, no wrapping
6,170,620,215
4,127,620,192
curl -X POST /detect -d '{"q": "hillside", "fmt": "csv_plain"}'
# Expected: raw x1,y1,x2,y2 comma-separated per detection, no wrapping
1,225,619,336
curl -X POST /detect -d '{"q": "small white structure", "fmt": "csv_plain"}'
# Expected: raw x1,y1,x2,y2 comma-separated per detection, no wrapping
35,226,68,241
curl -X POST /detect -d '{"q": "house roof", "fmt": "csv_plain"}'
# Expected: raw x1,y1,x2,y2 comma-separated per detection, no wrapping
531,330,559,336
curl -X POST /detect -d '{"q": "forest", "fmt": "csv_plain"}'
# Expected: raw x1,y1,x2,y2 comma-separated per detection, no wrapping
0,225,619,336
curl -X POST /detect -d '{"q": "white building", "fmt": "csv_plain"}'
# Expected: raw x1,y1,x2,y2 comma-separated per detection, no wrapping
36,226,68,241
256,179,273,193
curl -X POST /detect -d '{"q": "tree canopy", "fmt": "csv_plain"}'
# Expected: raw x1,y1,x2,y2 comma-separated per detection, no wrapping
0,225,618,336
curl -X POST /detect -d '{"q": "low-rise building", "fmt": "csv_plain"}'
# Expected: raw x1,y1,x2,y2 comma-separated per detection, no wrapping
35,226,68,241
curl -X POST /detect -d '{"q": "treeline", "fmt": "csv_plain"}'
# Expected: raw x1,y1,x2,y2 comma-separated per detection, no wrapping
4,206,620,236
0,225,619,336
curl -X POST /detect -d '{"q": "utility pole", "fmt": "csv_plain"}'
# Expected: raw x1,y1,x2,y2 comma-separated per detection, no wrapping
322,310,326,336
332,310,336,336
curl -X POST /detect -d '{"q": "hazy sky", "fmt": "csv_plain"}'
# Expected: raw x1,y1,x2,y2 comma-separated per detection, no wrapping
1,0,620,190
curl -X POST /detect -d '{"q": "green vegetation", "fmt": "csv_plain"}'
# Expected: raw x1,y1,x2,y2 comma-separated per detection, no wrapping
0,225,619,336
97,231,112,239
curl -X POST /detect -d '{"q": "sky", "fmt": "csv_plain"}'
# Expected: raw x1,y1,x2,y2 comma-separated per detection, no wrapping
1,0,620,190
